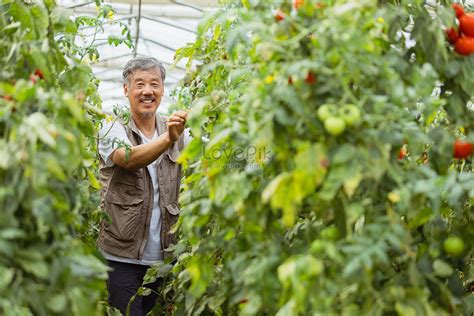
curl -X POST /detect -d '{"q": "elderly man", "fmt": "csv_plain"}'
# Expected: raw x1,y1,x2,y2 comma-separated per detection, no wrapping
97,57,189,315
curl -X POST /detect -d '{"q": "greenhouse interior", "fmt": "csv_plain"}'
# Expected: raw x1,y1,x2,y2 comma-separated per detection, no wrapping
1,0,473,315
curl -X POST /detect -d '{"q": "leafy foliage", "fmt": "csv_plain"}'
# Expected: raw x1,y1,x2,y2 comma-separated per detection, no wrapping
0,0,130,314
154,0,474,315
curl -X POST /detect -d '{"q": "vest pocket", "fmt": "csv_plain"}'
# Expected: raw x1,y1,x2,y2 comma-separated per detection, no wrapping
165,201,180,216
165,202,180,233
104,193,143,242
164,202,180,253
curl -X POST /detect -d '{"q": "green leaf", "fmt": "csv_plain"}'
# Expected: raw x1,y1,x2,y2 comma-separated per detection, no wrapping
0,228,25,240
407,207,433,229
433,259,453,278
87,169,101,190
138,287,152,296
64,93,85,123
30,4,49,39
9,3,34,39
23,113,56,147
187,257,214,298
0,266,15,290
294,142,328,186
332,144,356,165
276,299,297,316
17,258,49,279
395,302,416,316
318,165,348,201
51,7,77,33
47,294,67,313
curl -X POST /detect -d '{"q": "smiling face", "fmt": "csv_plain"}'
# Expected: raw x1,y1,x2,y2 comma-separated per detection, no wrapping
123,67,164,120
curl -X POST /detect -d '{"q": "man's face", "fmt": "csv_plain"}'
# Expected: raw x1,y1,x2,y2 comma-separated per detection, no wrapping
123,68,164,119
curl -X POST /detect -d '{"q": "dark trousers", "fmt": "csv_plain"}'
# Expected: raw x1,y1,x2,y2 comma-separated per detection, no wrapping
107,260,161,316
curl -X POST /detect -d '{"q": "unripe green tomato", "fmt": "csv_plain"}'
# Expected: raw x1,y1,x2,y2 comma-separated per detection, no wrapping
339,104,361,126
324,116,346,136
443,236,465,257
317,104,336,122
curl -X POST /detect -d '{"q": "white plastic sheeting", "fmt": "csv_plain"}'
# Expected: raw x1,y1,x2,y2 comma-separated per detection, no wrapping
58,0,217,113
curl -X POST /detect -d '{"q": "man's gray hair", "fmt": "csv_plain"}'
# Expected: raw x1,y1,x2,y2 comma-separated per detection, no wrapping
122,57,166,85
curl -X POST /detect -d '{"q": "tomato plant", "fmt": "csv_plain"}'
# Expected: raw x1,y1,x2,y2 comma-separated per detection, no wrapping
156,1,474,315
0,1,131,314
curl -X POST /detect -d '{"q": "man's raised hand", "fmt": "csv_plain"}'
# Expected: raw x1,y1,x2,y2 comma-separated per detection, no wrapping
167,110,188,143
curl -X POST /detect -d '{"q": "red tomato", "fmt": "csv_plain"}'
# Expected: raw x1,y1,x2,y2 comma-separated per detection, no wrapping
274,9,285,22
446,27,460,44
398,142,409,160
34,69,44,79
455,37,474,55
398,148,406,160
453,139,473,159
293,0,304,10
305,71,316,85
459,14,474,37
451,3,465,19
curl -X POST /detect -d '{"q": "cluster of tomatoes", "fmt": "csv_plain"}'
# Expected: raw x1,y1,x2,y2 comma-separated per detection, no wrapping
446,3,474,55
317,104,361,136
1,69,44,110
398,139,472,161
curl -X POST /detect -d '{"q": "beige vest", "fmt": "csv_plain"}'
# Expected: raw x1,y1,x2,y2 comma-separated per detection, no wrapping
97,114,184,260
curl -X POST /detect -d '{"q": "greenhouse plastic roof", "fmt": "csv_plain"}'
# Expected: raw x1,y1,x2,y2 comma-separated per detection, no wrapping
58,0,218,113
